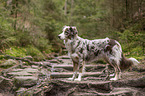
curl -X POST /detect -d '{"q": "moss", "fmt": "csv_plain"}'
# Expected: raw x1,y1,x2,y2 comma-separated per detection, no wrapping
26,45,45,61
3,46,49,61
0,55,4,59
4,47,27,57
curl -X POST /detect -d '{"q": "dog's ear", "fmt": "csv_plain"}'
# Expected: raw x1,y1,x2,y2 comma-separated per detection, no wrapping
69,26,78,39
70,26,78,35
72,27,78,35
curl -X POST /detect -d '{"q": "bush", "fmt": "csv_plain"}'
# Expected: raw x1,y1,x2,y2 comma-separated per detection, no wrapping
4,47,27,57
117,26,145,60
3,45,52,61
26,45,45,61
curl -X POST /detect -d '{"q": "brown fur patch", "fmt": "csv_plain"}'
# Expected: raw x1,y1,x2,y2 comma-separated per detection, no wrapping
105,39,116,53
120,54,133,71
108,39,116,47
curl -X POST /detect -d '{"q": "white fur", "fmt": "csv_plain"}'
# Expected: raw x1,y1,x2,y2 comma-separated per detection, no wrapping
129,57,139,66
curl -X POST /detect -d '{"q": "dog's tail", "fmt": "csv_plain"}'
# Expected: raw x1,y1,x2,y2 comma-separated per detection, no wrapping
120,54,139,71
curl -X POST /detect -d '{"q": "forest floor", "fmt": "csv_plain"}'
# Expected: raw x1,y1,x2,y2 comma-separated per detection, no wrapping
0,55,145,96
47,58,145,96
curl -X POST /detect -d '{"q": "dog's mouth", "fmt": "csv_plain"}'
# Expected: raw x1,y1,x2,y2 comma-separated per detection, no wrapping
58,35,65,40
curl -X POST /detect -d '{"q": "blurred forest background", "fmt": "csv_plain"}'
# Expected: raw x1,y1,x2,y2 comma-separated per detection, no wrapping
0,0,145,61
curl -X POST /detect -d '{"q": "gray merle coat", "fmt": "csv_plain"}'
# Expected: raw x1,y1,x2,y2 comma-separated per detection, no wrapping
58,26,139,81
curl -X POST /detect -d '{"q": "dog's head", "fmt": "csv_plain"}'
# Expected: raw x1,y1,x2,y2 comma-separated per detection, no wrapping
58,26,78,40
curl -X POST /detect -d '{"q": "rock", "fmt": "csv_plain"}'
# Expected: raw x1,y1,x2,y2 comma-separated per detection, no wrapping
39,69,50,78
42,61,51,67
23,68,38,74
16,87,27,93
45,79,145,96
11,69,24,72
23,56,33,60
7,67,38,77
45,79,112,96
31,65,39,69
58,55,70,59
51,72,102,78
0,59,18,68
48,59,60,63
13,76,38,87
52,64,105,72
16,87,33,96
15,81,52,96
7,71,33,77
0,76,13,92
110,88,134,95
111,76,145,88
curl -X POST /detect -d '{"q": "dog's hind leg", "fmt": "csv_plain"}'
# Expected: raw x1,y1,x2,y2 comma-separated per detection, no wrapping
110,60,121,81
74,61,85,81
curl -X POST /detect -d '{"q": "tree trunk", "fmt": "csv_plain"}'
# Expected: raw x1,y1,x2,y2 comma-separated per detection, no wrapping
11,0,18,30
64,0,67,15
69,0,74,25
125,0,129,19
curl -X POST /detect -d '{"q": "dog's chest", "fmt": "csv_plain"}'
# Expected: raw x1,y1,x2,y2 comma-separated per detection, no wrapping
65,40,75,55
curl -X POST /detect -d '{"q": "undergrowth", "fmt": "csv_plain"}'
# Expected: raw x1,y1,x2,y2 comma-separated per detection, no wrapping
2,45,52,61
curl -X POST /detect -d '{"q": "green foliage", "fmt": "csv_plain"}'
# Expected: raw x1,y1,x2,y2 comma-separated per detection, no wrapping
0,0,144,60
0,55,4,59
3,46,48,61
117,24,145,57
4,47,27,57
26,46,45,61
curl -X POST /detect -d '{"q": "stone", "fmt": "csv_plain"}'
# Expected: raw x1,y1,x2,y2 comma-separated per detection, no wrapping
13,76,38,87
0,59,18,68
111,76,145,88
58,55,70,59
42,61,51,67
23,67,38,74
16,87,27,93
48,59,60,63
51,72,102,78
57,59,72,65
52,64,105,72
39,69,50,77
31,65,39,69
7,71,33,77
11,69,24,72
0,76,13,92
23,56,33,60
110,88,134,95
7,67,38,77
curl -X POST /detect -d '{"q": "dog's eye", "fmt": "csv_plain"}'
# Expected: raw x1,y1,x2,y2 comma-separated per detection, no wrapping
65,28,69,31
65,29,69,34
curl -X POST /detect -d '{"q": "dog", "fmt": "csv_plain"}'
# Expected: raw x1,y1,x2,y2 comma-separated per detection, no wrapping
58,25,139,81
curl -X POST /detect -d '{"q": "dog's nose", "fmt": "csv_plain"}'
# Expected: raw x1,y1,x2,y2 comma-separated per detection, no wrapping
58,35,61,39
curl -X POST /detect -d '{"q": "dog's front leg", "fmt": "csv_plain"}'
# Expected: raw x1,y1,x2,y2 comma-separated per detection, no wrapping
74,61,85,81
68,61,79,81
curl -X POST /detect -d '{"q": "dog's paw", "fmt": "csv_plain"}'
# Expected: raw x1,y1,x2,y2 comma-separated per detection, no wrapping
110,77,118,81
68,78,74,81
109,73,115,77
74,78,81,81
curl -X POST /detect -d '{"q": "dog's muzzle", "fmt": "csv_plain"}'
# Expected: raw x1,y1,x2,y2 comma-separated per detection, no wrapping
58,35,61,39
